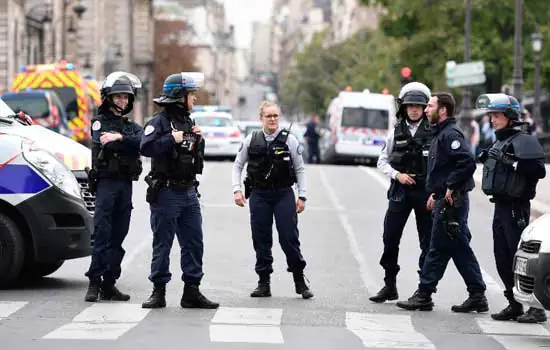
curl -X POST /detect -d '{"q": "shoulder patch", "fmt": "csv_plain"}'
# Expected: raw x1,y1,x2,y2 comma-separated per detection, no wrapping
451,140,460,150
144,125,155,136
92,120,101,131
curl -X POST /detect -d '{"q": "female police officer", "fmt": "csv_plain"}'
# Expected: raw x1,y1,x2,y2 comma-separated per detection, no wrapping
85,72,143,302
139,72,218,309
232,101,314,299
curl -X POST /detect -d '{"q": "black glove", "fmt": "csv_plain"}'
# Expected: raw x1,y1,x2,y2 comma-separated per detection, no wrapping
488,148,515,165
477,150,488,163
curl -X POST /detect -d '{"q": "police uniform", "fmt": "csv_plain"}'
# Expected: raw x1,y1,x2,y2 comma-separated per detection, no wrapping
140,72,218,310
232,126,314,299
84,72,143,302
396,116,488,312
477,93,547,323
370,82,435,303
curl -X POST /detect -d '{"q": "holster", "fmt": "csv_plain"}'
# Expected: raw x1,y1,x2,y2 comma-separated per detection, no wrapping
144,174,161,204
84,167,98,195
441,192,462,239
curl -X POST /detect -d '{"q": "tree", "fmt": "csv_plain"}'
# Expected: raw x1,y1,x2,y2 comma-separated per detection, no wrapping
361,0,550,98
153,20,210,104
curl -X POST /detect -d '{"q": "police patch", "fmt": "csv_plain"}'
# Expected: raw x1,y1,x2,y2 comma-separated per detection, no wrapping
144,125,155,136
297,144,304,155
451,140,460,150
92,120,101,131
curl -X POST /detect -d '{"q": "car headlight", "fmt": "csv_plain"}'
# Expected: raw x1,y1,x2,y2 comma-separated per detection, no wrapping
23,146,82,199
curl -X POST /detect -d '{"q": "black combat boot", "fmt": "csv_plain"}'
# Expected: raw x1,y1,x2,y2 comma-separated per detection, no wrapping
517,307,547,323
180,284,220,309
100,280,131,301
369,277,398,303
84,278,101,302
491,290,524,321
396,289,434,311
142,284,167,309
451,292,489,313
251,275,271,297
293,272,314,299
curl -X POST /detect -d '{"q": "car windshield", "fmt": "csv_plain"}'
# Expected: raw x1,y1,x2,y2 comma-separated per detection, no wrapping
341,107,389,129
43,87,78,119
193,116,233,127
1,94,49,119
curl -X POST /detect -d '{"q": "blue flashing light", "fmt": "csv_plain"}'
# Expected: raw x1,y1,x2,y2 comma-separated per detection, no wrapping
18,65,26,72
65,63,75,70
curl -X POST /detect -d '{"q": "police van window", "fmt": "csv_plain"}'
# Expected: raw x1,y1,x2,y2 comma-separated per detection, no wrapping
341,107,388,129
44,87,78,119
1,94,49,119
193,116,233,127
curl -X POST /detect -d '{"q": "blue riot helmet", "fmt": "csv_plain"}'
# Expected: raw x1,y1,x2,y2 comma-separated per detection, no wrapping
396,82,431,119
100,71,142,115
153,72,204,108
475,93,521,120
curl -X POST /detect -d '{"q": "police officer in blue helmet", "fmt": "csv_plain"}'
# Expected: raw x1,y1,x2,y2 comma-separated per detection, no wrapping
84,71,144,303
477,93,546,323
140,72,219,309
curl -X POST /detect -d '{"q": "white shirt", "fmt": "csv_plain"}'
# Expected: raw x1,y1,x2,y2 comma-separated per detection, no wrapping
377,120,421,180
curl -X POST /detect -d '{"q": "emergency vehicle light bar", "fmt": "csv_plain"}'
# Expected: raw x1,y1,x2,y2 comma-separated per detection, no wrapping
18,61,76,73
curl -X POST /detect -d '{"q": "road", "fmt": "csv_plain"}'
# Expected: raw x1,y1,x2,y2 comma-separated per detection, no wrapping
2,161,550,350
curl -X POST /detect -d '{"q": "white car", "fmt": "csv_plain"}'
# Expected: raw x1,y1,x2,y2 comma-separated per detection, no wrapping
191,111,244,160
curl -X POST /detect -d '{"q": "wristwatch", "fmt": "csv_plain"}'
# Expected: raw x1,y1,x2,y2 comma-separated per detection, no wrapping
299,196,307,202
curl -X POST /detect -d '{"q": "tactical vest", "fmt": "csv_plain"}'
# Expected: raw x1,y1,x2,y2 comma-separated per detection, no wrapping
93,115,142,180
389,118,434,180
246,129,296,188
481,133,526,199
151,114,201,181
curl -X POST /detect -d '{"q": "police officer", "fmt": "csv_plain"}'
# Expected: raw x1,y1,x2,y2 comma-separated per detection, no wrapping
84,72,144,302
232,101,314,299
477,93,547,323
370,82,435,303
139,72,218,309
396,92,488,312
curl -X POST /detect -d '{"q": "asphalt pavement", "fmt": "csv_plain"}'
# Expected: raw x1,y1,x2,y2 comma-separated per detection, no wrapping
2,161,550,350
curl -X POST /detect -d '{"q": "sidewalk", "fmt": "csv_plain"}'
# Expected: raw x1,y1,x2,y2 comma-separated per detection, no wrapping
474,164,550,217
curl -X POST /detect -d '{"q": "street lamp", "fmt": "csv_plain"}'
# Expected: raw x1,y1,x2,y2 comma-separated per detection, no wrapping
532,29,544,130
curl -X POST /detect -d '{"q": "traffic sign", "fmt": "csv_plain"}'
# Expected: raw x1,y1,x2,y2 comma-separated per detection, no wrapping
445,60,486,88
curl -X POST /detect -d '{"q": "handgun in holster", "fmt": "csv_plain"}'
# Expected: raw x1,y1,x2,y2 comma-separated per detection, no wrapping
84,167,98,195
244,177,252,199
144,173,161,204
441,192,462,239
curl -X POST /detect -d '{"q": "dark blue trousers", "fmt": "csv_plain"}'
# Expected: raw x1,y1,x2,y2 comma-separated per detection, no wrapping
419,195,486,294
86,179,133,284
380,182,432,284
148,187,204,285
493,201,530,291
249,187,306,277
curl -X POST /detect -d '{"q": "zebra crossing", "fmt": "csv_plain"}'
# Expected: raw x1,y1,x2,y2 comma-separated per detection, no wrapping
1,300,549,348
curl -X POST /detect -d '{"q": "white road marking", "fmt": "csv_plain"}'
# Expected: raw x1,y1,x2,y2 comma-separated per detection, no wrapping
0,301,28,319
346,312,435,349
476,317,549,336
209,307,284,343
318,167,378,295
43,303,150,340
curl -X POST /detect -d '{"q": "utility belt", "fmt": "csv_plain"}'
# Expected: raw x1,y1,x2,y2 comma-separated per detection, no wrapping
144,174,196,203
98,153,142,180
244,177,291,199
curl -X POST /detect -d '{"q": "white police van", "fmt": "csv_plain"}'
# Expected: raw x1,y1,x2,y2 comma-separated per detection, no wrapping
513,213,550,310
0,100,92,287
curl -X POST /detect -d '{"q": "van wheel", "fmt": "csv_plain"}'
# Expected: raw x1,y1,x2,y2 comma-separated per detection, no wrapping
20,261,65,279
0,213,25,288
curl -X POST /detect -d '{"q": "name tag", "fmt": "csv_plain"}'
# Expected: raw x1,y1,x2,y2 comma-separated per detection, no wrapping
423,150,429,157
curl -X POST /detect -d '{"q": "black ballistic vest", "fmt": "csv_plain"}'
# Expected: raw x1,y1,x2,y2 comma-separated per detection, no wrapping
151,114,201,181
481,133,526,199
246,129,296,188
389,117,435,181
92,115,142,180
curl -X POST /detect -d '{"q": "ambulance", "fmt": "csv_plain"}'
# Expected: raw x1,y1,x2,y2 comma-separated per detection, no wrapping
11,61,93,146
0,99,92,287
322,89,396,164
